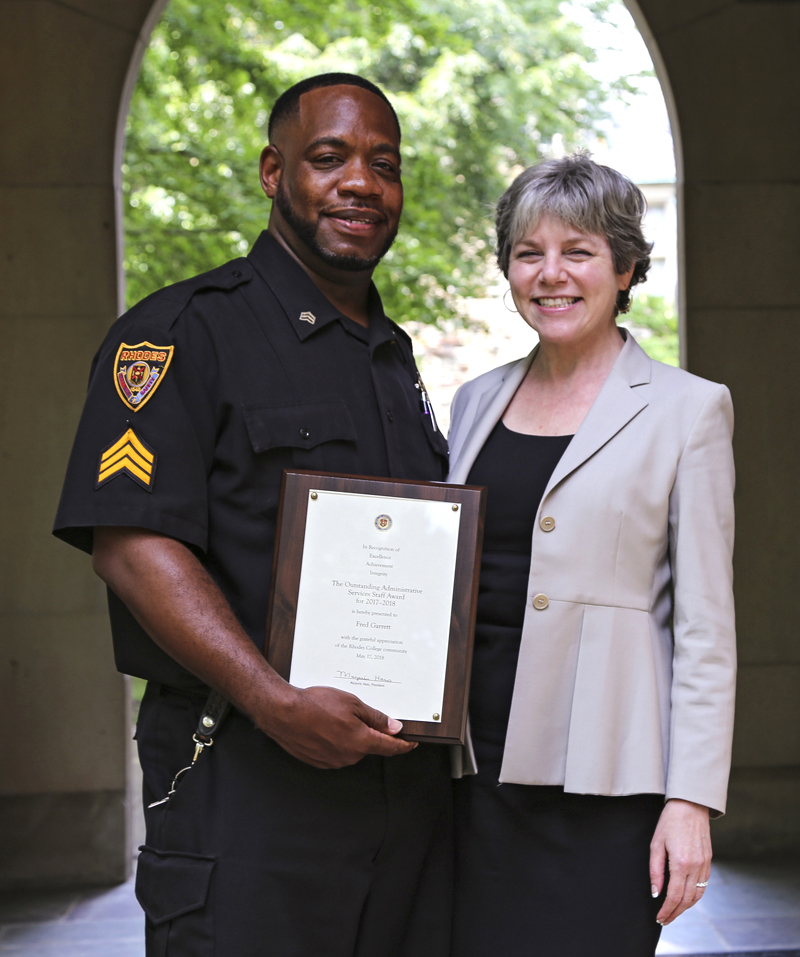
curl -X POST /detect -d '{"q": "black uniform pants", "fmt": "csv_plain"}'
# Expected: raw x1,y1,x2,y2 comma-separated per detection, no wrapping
135,684,453,957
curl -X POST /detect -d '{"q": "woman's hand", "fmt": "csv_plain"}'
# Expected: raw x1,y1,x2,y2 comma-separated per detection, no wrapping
650,798,712,926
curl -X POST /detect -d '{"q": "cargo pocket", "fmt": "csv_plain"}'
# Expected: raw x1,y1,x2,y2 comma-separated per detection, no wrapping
136,845,216,956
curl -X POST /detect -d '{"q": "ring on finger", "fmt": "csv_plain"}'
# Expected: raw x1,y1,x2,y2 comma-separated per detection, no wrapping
696,880,709,888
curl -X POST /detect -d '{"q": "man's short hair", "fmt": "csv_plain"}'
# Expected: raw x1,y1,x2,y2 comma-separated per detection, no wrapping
268,73,401,142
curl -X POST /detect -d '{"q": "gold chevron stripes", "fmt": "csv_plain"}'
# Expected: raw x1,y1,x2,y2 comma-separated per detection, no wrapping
96,428,157,491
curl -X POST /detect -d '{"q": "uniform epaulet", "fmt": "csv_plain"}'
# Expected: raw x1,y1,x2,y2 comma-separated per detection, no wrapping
120,258,254,331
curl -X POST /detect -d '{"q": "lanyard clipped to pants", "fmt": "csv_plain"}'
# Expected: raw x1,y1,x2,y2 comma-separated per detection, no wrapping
148,690,230,809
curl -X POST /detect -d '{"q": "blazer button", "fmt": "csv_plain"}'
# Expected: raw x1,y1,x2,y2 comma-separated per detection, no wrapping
540,516,555,532
532,593,549,610
299,428,310,439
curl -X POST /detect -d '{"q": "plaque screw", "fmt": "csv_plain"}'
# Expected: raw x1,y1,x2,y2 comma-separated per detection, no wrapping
433,713,440,721
310,491,318,500
452,504,459,511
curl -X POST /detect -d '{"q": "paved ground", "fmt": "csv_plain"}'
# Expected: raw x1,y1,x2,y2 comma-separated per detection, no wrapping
0,876,143,957
655,859,800,955
0,858,798,956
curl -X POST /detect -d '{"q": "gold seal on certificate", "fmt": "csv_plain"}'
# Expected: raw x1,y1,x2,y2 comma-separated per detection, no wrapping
266,471,486,744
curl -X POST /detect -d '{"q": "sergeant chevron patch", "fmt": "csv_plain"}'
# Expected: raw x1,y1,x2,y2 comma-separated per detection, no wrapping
96,428,157,491
114,341,174,412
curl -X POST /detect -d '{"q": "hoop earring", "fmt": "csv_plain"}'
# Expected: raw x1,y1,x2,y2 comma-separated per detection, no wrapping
503,289,519,314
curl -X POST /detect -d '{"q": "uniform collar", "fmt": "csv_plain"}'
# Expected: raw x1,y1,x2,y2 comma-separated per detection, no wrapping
247,231,396,347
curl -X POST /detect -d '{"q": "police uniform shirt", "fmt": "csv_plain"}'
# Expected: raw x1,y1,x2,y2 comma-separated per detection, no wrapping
54,231,448,691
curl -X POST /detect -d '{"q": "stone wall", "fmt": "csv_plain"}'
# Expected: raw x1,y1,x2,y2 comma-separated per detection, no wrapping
631,0,800,854
0,0,165,889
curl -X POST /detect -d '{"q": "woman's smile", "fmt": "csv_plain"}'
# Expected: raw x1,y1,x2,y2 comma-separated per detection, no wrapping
508,212,633,347
533,296,582,311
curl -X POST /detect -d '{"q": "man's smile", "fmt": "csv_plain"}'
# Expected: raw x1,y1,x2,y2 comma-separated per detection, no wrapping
325,206,387,233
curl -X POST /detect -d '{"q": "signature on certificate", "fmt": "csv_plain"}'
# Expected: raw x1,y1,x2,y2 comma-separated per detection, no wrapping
335,670,401,684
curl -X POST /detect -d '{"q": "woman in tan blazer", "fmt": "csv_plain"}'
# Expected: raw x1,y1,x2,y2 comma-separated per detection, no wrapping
448,154,735,957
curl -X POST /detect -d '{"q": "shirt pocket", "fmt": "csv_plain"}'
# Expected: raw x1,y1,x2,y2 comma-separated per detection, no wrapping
243,400,358,472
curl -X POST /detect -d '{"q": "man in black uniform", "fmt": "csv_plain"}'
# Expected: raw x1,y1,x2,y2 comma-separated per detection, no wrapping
54,74,451,957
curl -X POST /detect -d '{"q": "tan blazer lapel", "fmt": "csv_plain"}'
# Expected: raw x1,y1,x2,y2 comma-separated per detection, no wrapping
449,351,534,484
546,333,652,494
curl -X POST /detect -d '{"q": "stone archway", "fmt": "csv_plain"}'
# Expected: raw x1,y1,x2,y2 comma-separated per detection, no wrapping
1,0,797,888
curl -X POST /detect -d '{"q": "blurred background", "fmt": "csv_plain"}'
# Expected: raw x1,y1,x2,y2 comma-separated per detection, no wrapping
121,0,679,431
1,0,799,953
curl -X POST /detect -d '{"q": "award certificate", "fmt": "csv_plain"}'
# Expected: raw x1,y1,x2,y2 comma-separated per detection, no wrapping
266,471,485,744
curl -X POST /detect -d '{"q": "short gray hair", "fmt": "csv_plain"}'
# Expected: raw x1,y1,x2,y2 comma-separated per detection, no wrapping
495,152,653,313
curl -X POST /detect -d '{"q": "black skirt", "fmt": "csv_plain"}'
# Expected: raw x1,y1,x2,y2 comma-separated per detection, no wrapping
453,774,664,956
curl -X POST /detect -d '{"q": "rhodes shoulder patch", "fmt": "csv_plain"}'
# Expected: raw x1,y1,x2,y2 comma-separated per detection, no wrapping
96,428,157,491
114,341,174,412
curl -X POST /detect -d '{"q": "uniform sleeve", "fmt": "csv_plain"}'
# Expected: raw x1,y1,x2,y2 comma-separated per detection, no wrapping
666,383,736,816
53,314,217,554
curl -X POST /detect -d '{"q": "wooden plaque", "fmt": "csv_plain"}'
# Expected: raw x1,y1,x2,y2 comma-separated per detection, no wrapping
265,470,485,745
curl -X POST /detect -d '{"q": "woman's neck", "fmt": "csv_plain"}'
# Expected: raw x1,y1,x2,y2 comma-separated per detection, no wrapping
532,323,625,386
502,324,625,436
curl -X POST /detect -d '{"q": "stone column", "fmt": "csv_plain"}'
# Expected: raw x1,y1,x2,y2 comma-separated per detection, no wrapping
632,0,800,854
0,0,164,889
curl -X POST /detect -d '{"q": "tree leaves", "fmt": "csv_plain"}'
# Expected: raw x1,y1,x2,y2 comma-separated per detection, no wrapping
625,294,679,366
123,0,623,324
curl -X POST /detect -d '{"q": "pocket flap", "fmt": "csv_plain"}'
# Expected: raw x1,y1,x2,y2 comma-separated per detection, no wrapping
243,401,357,453
135,845,215,926
422,419,449,460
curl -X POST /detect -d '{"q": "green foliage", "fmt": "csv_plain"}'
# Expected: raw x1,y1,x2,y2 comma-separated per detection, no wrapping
123,0,631,323
131,676,147,720
625,293,679,366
